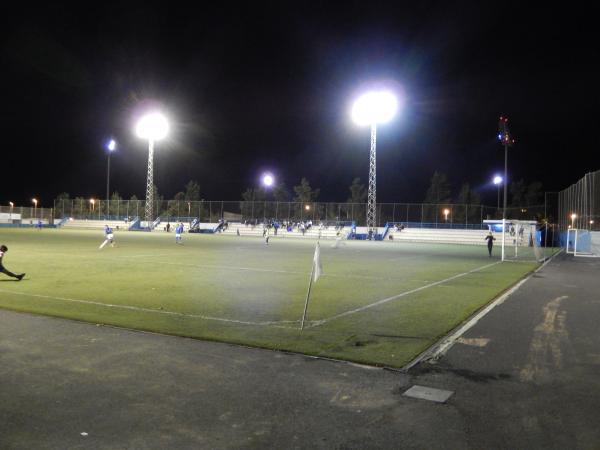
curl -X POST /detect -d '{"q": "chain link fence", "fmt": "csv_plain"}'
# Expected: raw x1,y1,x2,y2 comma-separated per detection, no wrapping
0,205,54,224
53,199,546,229
558,170,599,231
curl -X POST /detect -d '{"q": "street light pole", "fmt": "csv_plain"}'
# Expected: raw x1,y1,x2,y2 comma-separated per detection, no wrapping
498,117,514,261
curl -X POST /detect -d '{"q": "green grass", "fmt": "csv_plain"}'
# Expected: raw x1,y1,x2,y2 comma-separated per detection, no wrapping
0,228,539,367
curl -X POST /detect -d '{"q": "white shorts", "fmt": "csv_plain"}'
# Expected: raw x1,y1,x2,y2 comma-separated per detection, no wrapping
176,233,181,239
106,234,114,240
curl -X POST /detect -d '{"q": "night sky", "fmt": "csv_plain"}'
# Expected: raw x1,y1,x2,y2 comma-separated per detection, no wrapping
2,2,599,207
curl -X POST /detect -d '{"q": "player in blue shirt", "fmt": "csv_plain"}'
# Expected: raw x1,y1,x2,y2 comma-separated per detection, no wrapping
0,245,25,280
99,225,115,249
175,222,184,244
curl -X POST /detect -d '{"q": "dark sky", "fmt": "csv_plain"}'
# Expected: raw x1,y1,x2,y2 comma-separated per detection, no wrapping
2,1,599,207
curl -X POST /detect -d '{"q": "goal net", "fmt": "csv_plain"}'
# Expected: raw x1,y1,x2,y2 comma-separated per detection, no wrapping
503,220,544,262
567,229,600,257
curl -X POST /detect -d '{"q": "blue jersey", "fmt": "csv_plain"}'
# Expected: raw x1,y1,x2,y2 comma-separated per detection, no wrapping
176,224,184,234
105,227,113,236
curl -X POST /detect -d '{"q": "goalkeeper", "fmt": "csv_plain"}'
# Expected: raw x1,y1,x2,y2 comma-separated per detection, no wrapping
0,245,25,280
485,232,496,257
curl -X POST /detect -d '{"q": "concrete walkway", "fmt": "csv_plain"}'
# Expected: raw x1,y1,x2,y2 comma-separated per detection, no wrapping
1,253,599,449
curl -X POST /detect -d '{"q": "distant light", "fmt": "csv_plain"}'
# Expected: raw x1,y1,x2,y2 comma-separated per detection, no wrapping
135,112,169,141
9,202,14,207
107,139,117,152
497,134,502,140
262,173,274,187
32,198,37,205
90,198,95,205
305,205,311,211
493,175,503,185
352,91,399,126
590,220,595,225
443,208,450,215
571,213,577,220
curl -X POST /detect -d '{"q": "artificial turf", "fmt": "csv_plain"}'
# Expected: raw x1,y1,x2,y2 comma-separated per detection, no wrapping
0,228,540,367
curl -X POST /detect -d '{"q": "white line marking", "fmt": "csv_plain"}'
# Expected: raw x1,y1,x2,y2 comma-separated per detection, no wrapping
0,289,297,328
403,249,564,370
308,261,501,328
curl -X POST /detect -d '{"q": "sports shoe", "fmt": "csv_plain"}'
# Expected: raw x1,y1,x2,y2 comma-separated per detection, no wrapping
17,273,25,281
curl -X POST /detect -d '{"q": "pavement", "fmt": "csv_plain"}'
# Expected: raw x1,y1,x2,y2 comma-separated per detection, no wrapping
1,253,599,449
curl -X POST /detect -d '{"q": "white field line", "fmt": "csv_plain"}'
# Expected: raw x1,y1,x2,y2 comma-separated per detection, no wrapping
307,261,502,328
0,288,298,329
403,248,564,370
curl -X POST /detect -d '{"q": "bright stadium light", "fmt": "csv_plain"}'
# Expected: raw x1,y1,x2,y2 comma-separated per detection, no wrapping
136,112,169,141
352,91,398,126
31,198,38,220
443,208,450,222
493,175,503,209
262,173,274,187
135,111,170,226
571,213,577,228
305,204,310,211
106,139,117,218
352,89,400,237
90,198,95,212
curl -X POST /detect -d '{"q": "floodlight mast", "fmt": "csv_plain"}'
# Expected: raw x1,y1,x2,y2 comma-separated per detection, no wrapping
352,91,398,238
135,112,169,227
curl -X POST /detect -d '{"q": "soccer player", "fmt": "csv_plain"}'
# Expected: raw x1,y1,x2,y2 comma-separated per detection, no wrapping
99,225,115,249
485,232,496,257
0,245,25,280
175,222,184,244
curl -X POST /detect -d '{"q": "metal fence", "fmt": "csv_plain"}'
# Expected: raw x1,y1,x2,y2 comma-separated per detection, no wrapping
53,199,547,228
558,170,599,231
0,205,53,222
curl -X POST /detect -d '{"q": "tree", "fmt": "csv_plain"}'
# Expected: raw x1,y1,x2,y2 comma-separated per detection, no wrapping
509,179,527,206
347,177,367,203
293,177,320,202
109,191,123,216
424,171,451,204
273,182,291,202
54,192,70,216
184,180,201,201
524,181,543,206
456,183,481,205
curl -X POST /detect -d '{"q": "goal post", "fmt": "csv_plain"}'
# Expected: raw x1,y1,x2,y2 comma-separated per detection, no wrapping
503,220,545,263
568,229,600,257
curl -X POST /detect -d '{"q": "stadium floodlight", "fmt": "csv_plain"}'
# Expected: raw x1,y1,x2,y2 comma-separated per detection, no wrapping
498,116,515,261
305,204,310,211
571,213,577,228
443,208,450,222
9,202,13,220
135,111,169,226
262,173,274,187
106,139,117,218
352,90,399,237
493,175,503,209
90,198,95,213
31,198,38,220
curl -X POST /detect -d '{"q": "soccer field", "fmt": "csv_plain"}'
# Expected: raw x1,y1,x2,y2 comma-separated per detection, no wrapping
0,228,539,367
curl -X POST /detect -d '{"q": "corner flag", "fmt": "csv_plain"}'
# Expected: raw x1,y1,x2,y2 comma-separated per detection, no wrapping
313,242,322,283
301,242,323,330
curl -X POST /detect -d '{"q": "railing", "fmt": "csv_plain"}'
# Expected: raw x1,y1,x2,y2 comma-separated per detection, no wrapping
52,199,546,228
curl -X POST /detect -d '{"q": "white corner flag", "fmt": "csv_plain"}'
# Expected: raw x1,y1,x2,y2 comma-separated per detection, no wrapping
313,242,322,283
301,242,323,330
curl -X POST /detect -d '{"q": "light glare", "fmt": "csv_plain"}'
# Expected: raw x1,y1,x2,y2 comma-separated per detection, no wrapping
352,91,398,126
136,112,169,141
262,173,274,187
107,139,116,151
493,176,503,185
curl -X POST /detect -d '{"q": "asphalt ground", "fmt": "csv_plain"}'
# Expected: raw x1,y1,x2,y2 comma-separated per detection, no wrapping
1,252,599,449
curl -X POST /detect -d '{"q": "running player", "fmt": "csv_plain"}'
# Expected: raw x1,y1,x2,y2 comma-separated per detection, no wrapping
0,245,25,280
99,225,115,249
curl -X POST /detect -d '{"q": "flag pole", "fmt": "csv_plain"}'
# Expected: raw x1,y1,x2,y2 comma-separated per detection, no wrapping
300,261,316,330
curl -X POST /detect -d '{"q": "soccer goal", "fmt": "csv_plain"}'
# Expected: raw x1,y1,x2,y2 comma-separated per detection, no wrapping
567,229,600,257
503,220,544,262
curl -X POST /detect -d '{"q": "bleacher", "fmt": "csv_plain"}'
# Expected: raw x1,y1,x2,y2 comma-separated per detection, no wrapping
386,227,491,245
220,223,351,240
62,219,132,230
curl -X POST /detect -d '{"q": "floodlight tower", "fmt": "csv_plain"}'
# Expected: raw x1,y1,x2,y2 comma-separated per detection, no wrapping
498,116,515,261
352,91,398,237
135,112,169,226
106,139,117,218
